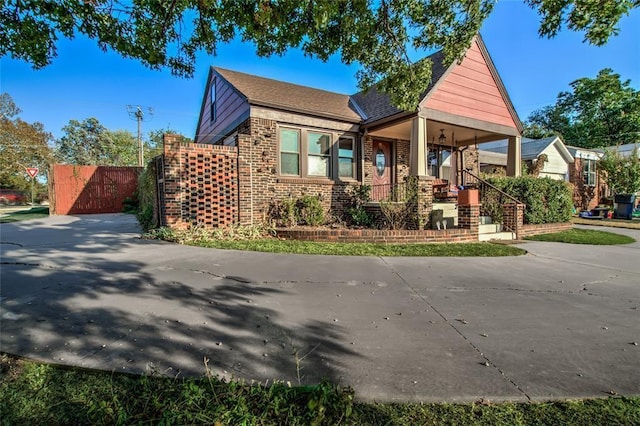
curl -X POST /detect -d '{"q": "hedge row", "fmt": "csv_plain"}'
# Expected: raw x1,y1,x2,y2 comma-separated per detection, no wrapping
483,176,573,224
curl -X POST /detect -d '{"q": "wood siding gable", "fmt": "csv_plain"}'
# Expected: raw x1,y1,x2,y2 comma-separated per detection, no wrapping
421,36,521,132
195,68,250,144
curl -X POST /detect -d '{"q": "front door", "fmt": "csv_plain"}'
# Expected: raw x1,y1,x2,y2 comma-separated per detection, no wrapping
371,140,392,201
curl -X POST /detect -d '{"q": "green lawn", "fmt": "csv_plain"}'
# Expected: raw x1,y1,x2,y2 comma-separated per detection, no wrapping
189,239,527,256
1,354,638,425
571,217,640,230
0,206,49,223
524,228,635,245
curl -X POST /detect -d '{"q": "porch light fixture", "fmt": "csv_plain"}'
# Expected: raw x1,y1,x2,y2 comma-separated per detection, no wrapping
438,129,446,145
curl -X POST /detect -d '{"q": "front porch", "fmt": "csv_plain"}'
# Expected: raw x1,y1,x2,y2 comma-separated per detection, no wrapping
361,113,523,234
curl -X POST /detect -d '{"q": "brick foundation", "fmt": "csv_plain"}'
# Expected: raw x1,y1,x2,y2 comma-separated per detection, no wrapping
276,228,477,243
519,222,573,238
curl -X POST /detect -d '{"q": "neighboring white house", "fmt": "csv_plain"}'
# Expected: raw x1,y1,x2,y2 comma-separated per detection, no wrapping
480,136,574,180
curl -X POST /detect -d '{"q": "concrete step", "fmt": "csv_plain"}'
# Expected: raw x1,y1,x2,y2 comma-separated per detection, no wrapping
479,216,493,225
478,231,515,242
479,223,502,234
433,203,458,216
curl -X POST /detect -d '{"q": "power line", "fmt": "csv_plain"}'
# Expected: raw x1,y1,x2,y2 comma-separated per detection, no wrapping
126,105,154,166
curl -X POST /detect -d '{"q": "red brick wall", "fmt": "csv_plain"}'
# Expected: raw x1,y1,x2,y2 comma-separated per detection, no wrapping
462,145,480,177
237,117,365,224
569,158,604,211
276,228,477,243
519,222,573,238
162,134,239,228
396,139,410,183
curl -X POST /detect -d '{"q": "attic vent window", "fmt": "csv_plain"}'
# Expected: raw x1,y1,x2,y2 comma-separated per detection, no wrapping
210,78,217,122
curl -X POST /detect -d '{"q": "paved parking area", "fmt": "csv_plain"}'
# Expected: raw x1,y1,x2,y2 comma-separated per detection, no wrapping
1,215,638,402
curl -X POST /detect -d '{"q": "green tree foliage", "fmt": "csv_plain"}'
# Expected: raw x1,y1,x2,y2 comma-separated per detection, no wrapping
147,128,193,160
2,1,636,111
0,93,53,191
55,117,142,165
521,122,556,139
525,0,637,46
526,69,640,148
598,145,640,195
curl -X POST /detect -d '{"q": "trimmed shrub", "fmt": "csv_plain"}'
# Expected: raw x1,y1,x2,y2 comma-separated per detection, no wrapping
483,176,573,224
345,185,373,227
268,195,325,227
268,198,297,227
295,195,325,226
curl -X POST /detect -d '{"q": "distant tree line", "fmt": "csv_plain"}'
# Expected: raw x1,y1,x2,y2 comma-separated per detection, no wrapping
0,92,191,192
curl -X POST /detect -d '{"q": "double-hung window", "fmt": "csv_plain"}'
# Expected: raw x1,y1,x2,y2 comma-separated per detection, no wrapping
583,159,596,186
308,132,331,177
280,128,301,175
279,127,357,180
338,137,355,179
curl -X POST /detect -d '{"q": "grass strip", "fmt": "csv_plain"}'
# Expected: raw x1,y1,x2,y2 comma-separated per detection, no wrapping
524,228,635,245
190,239,527,256
0,207,49,223
1,354,638,425
571,217,640,230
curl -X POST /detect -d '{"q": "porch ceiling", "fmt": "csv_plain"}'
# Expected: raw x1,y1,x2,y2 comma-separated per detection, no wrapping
368,119,508,146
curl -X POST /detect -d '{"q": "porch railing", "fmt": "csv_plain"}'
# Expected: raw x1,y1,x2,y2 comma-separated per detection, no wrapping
371,183,409,202
462,170,525,233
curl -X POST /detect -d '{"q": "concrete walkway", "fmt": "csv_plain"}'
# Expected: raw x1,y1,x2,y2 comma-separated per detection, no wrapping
1,215,638,403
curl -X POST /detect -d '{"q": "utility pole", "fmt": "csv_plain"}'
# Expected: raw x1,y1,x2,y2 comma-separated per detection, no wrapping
126,105,153,167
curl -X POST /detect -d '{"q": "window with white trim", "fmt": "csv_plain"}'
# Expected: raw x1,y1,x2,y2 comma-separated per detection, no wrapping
583,159,596,186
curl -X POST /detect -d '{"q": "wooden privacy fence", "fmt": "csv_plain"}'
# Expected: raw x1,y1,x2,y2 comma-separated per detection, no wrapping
49,164,142,215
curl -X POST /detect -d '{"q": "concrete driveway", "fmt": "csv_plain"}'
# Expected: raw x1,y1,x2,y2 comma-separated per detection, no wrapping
1,214,638,402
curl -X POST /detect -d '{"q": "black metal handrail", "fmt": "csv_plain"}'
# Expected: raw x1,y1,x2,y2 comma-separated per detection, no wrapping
371,183,409,202
462,170,525,233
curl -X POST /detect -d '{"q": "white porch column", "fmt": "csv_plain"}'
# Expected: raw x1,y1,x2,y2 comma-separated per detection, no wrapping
507,136,521,177
410,117,428,176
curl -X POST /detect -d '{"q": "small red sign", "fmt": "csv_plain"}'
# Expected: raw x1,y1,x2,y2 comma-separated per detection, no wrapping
26,167,39,178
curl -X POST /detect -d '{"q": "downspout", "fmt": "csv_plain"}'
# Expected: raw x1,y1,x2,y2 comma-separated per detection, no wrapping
249,134,254,226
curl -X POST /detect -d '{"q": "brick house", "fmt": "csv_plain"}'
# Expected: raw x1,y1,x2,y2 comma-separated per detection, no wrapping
161,35,525,229
566,146,606,211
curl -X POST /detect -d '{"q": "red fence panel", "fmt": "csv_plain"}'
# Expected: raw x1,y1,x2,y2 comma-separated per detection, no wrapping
50,164,142,215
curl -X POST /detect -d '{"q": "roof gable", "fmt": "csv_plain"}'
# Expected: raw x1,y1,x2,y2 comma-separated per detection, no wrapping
351,35,522,132
213,67,361,123
350,50,448,124
421,35,522,132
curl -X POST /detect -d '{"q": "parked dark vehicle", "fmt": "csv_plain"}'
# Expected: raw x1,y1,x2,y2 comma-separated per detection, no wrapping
0,189,28,205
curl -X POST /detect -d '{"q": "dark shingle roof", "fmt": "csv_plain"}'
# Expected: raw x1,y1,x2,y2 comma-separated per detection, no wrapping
350,50,448,123
214,67,362,123
483,137,558,160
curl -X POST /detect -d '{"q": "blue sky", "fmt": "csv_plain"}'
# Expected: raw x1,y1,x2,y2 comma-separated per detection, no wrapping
1,1,638,142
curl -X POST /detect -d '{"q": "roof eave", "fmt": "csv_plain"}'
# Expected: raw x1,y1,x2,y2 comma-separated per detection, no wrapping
361,111,417,131
551,136,575,163
249,100,362,124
